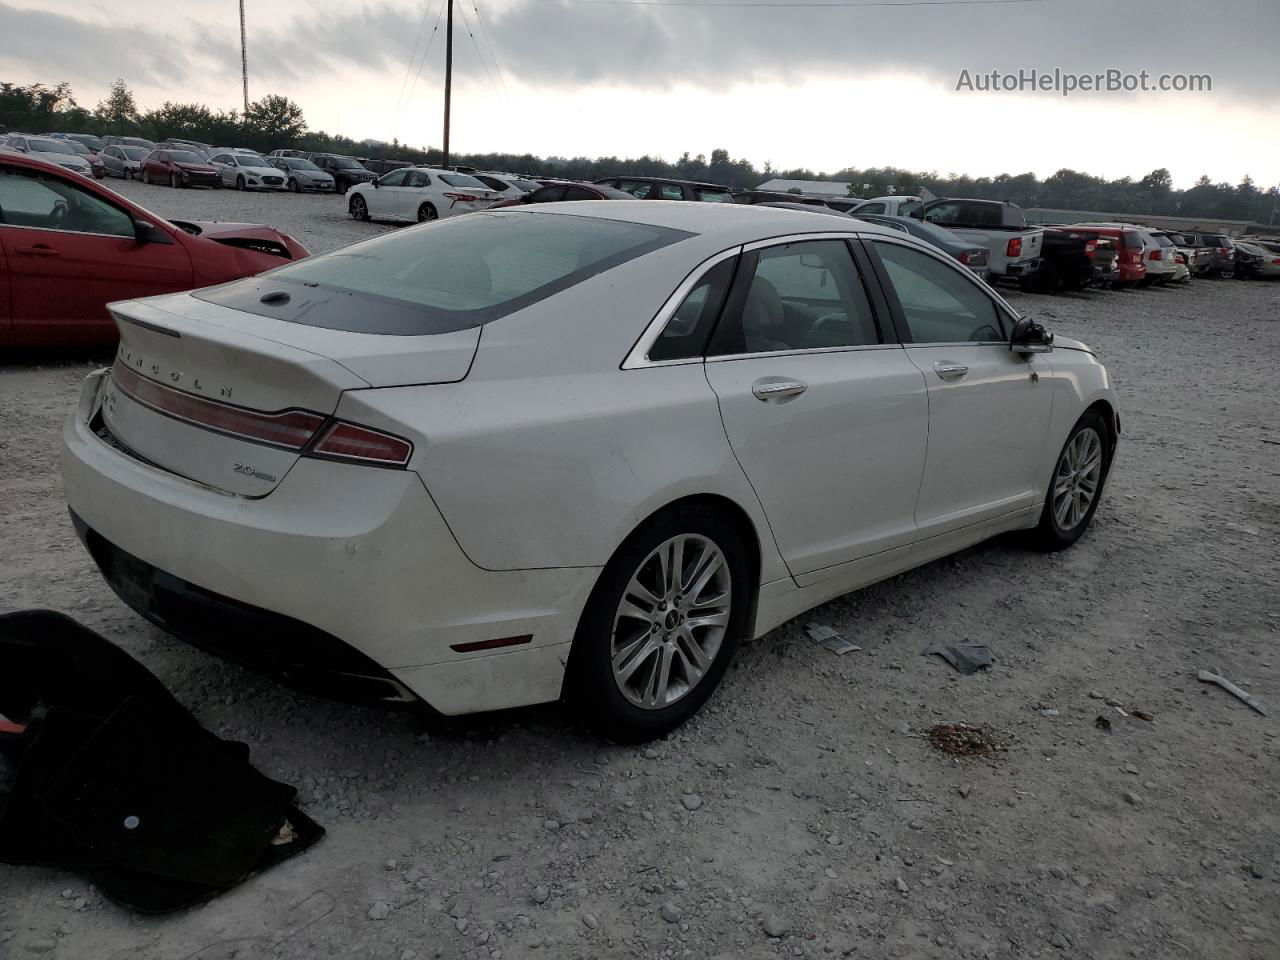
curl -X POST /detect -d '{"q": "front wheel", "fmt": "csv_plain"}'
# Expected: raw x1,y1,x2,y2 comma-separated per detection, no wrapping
170,173,181,189
141,170,150,185
236,175,246,191
288,178,299,193
1031,410,1112,551
349,194,369,221
566,502,751,743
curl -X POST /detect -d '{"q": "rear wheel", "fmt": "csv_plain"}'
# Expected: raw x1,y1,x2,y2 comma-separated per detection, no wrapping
417,202,438,223
567,502,750,743
1031,410,1111,551
349,194,369,221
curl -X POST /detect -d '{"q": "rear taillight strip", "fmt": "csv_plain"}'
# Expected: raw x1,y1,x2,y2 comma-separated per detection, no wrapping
109,361,413,467
111,361,325,450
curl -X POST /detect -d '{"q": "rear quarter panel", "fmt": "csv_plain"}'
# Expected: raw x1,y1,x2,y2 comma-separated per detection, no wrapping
338,254,789,582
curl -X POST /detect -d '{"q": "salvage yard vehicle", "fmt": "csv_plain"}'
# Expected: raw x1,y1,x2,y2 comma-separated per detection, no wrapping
471,171,543,198
1,134,94,177
267,156,336,192
141,149,220,189
851,213,990,281
62,202,1118,742
595,176,737,203
1172,231,1236,278
347,167,502,223
847,195,924,218
0,154,308,347
102,136,155,151
1055,224,1146,288
488,181,635,207
920,198,1045,284
1242,239,1280,278
310,153,377,193
51,132,106,154
1231,240,1268,279
209,151,287,191
1026,226,1103,293
1075,223,1176,286
99,144,149,180
61,139,106,178
1156,231,1213,277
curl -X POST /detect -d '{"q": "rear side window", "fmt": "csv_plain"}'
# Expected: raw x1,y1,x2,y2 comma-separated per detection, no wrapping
695,188,734,203
856,202,887,214
564,186,600,201
1122,231,1144,249
195,211,693,335
617,180,654,199
650,257,736,362
659,184,684,200
527,185,565,203
709,240,880,356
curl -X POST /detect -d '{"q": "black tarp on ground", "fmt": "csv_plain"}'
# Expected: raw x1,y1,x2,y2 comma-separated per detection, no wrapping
0,610,323,912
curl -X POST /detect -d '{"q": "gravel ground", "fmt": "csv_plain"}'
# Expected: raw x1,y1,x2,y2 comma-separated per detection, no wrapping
1,194,1278,960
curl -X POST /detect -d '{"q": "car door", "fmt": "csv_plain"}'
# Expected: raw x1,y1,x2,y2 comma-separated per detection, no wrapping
0,163,193,344
0,237,10,343
369,169,410,219
209,154,232,186
701,236,930,581
864,237,1054,540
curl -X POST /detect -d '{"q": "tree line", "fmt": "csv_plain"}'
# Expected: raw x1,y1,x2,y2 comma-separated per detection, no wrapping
3,79,1275,225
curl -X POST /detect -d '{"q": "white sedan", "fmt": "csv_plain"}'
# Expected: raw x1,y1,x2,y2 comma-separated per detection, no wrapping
208,151,288,191
347,167,501,223
62,203,1119,742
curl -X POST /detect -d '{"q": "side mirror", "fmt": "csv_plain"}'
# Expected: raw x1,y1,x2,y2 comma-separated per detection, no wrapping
133,219,174,246
372,179,380,188
1010,316,1053,355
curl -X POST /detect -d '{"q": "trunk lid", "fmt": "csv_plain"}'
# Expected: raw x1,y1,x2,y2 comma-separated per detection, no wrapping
102,292,478,495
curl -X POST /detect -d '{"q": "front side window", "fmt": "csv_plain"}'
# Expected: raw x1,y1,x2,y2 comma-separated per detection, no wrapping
872,241,1003,343
650,257,736,362
403,171,429,188
0,167,135,238
708,240,880,356
379,169,409,187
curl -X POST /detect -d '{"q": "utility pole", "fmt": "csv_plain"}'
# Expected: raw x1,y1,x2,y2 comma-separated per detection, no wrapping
442,0,453,168
239,0,250,114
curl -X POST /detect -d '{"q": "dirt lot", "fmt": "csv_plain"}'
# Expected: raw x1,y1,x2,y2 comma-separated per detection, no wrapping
1,186,1278,960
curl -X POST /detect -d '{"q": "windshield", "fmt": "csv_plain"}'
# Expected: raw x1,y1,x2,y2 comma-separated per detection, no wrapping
439,173,487,189
237,154,270,166
168,151,204,164
29,138,76,155
331,157,365,170
287,158,320,170
123,138,154,148
65,141,91,155
195,211,693,335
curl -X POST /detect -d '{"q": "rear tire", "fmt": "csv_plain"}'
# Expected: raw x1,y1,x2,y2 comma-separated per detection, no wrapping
1031,410,1112,552
566,502,751,743
417,202,439,223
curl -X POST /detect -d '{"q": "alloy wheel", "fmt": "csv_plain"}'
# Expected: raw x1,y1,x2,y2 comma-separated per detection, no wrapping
610,534,731,710
1052,427,1103,531
349,196,367,221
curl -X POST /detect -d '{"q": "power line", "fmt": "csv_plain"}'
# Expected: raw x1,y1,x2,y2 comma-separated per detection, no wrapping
472,1,512,100
396,0,449,144
456,1,504,104
394,0,437,129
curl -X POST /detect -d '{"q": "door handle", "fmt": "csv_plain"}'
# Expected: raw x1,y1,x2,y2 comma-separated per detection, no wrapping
751,379,808,401
14,244,60,257
933,362,968,381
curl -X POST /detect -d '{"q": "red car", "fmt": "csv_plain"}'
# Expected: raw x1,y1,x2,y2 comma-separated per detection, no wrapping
140,148,220,189
1050,224,1146,288
0,154,309,348
488,181,634,208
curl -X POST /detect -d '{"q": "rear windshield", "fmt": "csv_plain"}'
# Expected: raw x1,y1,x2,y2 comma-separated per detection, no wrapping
195,211,693,335
439,173,486,189
1122,231,1143,249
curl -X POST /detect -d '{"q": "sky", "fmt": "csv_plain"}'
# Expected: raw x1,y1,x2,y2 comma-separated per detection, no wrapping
1,0,1277,189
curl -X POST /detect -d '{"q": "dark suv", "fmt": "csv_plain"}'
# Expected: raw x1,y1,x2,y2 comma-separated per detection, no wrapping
594,177,735,203
309,154,378,193
1170,232,1236,278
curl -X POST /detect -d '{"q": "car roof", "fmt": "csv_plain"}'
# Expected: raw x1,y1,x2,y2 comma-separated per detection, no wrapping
501,200,907,247
600,176,733,190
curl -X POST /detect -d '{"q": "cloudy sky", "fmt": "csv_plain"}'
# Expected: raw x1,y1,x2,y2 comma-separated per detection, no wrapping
2,0,1277,188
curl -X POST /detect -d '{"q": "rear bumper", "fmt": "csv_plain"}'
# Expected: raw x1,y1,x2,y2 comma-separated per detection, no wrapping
1002,257,1042,277
61,370,597,714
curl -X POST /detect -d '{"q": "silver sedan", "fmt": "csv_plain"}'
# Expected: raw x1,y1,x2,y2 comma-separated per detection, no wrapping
99,144,149,180
267,156,336,193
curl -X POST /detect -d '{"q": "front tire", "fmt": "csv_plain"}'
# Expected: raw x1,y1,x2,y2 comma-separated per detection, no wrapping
1031,410,1111,551
349,194,369,221
170,173,181,189
236,175,246,192
567,502,751,743
288,178,299,193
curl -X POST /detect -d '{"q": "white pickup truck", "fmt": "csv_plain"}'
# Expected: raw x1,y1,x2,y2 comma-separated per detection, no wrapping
849,196,1044,283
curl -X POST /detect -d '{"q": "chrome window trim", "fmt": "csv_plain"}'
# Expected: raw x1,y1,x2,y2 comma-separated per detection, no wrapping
0,223,136,241
621,245,743,369
706,342,903,363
